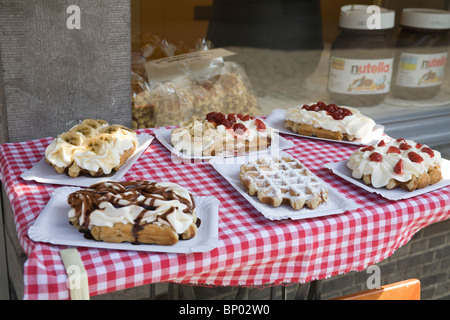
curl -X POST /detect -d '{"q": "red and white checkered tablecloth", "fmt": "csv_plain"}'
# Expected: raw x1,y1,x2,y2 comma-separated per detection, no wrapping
1,128,450,300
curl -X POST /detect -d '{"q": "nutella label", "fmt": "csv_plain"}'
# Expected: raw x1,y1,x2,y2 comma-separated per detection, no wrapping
395,52,447,88
328,57,394,95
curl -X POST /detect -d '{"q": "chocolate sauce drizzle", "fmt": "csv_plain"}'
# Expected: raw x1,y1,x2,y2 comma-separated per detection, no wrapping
68,181,197,244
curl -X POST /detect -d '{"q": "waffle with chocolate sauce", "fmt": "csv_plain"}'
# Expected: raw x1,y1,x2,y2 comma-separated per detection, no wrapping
68,181,199,245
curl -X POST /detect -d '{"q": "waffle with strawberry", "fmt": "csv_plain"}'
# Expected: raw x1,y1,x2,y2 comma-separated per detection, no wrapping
171,112,276,157
347,138,443,191
284,102,377,142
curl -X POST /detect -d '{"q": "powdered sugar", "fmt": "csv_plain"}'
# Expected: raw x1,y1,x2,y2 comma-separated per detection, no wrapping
240,155,328,210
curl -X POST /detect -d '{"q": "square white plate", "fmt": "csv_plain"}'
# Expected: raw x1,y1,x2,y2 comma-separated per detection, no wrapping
324,159,450,200
209,152,360,220
21,134,154,187
154,127,294,161
264,108,384,146
28,186,220,253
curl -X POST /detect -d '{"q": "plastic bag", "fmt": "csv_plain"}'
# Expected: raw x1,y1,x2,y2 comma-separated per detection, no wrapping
148,58,260,127
131,35,259,128
131,72,156,129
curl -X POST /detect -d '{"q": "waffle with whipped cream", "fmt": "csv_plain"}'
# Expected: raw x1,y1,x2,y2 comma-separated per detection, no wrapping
347,138,443,191
171,112,276,157
284,102,377,142
45,119,138,178
240,156,328,210
68,181,198,245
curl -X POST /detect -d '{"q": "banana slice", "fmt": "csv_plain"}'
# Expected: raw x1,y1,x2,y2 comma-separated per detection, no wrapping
100,125,132,135
81,119,108,129
71,123,96,138
97,133,114,145
59,132,84,146
84,137,106,154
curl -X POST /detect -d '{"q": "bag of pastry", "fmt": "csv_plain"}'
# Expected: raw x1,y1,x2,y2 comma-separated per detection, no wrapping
131,72,156,129
144,47,260,127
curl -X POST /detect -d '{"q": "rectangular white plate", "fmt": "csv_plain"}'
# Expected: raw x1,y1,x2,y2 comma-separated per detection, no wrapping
28,186,219,253
264,108,384,146
154,126,294,160
21,134,154,187
324,159,450,200
209,152,359,220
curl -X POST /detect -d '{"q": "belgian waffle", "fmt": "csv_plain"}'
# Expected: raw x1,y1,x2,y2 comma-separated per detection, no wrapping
347,138,444,191
171,112,275,157
240,156,328,210
45,119,138,178
284,102,377,142
68,181,198,245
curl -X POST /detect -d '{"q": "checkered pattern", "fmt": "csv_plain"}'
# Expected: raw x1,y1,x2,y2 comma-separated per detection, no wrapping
1,128,450,300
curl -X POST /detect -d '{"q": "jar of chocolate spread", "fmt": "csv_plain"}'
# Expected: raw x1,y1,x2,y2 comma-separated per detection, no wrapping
327,5,395,107
392,8,450,100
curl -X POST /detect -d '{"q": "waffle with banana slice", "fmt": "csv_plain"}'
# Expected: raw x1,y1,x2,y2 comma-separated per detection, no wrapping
45,119,138,178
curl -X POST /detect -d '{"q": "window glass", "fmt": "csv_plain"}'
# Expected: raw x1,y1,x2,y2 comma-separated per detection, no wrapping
131,0,450,153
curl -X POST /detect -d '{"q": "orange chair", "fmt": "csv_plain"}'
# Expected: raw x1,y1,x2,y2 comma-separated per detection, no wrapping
333,279,421,300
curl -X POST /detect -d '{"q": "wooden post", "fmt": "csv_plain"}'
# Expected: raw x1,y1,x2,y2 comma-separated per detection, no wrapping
0,0,131,143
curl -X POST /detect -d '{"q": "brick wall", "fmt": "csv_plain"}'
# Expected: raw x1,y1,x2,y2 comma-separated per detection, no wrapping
320,218,450,300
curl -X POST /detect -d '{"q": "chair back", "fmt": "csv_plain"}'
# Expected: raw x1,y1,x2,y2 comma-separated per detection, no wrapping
333,279,421,300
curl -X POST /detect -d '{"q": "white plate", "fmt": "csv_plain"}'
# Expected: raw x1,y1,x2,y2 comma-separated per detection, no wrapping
154,127,294,161
264,108,384,146
324,159,450,200
21,134,154,187
209,152,360,220
28,186,220,253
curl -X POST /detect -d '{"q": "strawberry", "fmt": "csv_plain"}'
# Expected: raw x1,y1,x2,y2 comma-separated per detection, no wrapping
394,159,404,175
316,101,327,108
254,119,266,132
408,152,424,163
377,140,386,147
387,146,401,154
399,143,411,150
326,104,337,113
207,112,226,126
369,152,383,162
237,114,250,121
361,146,375,152
232,123,248,136
227,114,237,126
421,147,435,158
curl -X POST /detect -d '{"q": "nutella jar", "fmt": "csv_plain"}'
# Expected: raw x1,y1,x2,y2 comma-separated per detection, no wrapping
327,5,395,107
392,8,450,100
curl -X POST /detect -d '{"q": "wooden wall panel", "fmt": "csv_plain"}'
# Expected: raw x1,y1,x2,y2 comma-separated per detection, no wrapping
0,0,132,143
